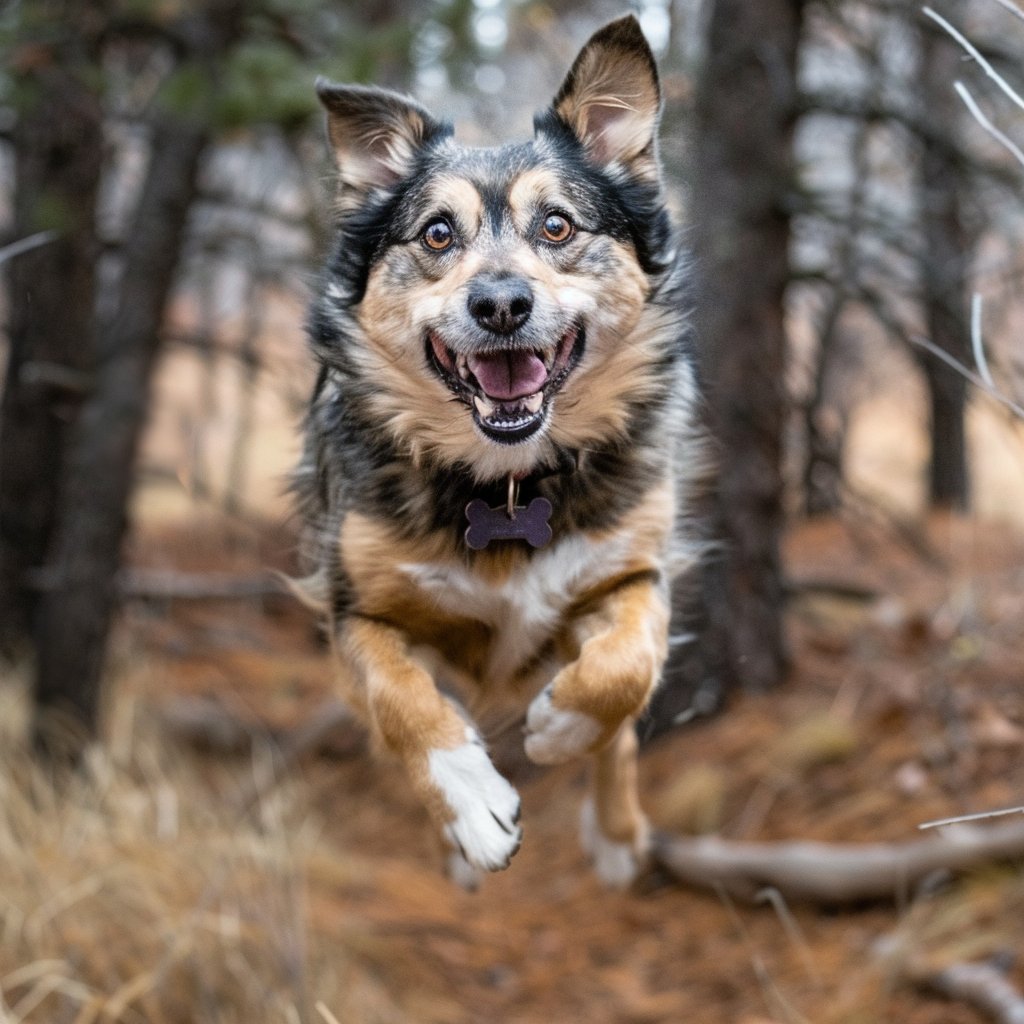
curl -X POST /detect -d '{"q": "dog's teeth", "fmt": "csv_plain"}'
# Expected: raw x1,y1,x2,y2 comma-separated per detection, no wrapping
457,355,470,380
524,392,543,414
474,395,495,418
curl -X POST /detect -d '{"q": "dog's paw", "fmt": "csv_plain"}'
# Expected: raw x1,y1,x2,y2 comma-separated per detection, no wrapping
524,686,603,765
445,848,483,891
428,735,522,872
580,798,650,889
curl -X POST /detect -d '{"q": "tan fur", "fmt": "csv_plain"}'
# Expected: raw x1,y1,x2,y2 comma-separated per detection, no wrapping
594,722,646,846
552,574,669,732
507,168,571,232
423,174,485,235
341,616,469,827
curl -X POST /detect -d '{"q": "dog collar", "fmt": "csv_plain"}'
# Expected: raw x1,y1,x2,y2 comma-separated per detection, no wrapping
464,474,552,550
462,450,577,551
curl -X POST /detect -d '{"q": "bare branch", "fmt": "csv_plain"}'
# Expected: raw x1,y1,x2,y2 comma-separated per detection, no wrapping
923,7,1024,113
909,334,1024,419
909,961,1024,1024
118,568,289,601
954,80,1024,169
971,293,996,390
316,1002,344,1024
800,89,1022,186
919,804,1024,830
992,0,1024,29
0,230,59,265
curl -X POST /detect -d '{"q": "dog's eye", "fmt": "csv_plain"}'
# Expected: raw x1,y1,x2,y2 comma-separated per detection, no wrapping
540,213,574,244
422,219,454,252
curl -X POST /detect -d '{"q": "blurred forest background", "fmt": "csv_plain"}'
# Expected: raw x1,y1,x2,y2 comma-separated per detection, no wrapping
2,0,1024,1021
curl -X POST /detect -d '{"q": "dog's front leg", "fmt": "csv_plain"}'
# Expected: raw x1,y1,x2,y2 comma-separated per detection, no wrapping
343,616,522,874
524,575,668,765
523,577,666,885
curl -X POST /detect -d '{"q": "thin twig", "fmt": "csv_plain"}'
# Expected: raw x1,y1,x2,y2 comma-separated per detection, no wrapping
756,886,822,987
316,1003,343,1024
922,7,1024,113
919,805,1024,830
992,0,1024,28
954,80,1024,169
0,230,59,265
910,335,1024,419
971,293,996,388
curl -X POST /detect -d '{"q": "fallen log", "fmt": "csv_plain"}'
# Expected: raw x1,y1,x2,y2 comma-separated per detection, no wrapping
652,821,1024,904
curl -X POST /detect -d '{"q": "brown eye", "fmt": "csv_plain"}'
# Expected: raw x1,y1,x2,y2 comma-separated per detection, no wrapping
423,219,454,251
540,212,573,244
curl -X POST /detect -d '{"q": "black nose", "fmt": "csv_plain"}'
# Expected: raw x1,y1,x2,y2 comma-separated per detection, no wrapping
467,274,534,335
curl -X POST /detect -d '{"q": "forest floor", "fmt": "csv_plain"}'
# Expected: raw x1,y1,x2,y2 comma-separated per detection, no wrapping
3,511,1024,1023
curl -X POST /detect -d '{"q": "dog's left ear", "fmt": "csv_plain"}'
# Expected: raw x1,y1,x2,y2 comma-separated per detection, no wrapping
549,15,661,177
315,80,446,197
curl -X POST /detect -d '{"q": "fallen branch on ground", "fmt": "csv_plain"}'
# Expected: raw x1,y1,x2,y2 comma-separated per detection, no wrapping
652,821,1024,903
118,568,290,601
908,960,1024,1024
158,695,364,763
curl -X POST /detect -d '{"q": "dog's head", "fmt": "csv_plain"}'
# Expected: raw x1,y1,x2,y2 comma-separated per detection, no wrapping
315,16,677,482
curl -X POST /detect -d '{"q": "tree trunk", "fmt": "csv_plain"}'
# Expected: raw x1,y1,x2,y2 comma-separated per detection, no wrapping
919,27,971,510
803,300,850,517
0,20,103,655
689,0,805,693
27,1,245,754
31,123,208,748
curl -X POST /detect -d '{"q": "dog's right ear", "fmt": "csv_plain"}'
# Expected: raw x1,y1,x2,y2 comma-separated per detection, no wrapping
315,80,445,196
545,16,661,180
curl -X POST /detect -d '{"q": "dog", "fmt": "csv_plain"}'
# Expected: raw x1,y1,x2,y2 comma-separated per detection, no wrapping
296,15,705,888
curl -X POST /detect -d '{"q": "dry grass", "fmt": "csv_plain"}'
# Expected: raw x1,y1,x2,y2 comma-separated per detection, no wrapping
0,679,402,1024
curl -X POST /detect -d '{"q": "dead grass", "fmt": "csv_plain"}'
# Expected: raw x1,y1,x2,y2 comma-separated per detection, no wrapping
0,680,409,1024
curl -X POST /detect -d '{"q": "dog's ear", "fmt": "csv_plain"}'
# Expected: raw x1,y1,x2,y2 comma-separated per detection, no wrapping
548,16,661,177
315,80,445,195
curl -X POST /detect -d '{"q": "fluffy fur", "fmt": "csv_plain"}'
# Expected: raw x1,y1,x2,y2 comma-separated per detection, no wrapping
296,16,706,887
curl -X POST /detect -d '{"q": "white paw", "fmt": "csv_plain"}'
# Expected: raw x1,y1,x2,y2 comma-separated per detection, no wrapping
580,798,649,889
524,687,602,765
428,733,522,872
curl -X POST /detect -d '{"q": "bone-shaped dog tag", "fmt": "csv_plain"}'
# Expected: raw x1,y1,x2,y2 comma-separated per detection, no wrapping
464,497,553,550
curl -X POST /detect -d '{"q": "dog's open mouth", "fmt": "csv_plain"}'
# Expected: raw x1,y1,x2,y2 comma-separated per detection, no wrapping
427,325,584,444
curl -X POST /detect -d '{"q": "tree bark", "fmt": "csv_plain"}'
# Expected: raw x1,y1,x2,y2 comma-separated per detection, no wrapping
919,26,972,510
0,14,103,654
689,0,805,692
32,122,208,745
27,2,245,753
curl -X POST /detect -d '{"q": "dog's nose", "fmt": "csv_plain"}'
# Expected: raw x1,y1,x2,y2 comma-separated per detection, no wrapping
467,275,534,335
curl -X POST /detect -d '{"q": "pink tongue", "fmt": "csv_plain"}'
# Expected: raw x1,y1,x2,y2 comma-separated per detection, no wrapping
467,350,548,401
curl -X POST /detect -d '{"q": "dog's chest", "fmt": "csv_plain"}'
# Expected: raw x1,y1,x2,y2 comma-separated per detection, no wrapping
399,532,634,683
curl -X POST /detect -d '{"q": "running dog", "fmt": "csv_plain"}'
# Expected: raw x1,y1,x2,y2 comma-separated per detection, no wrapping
297,15,705,887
